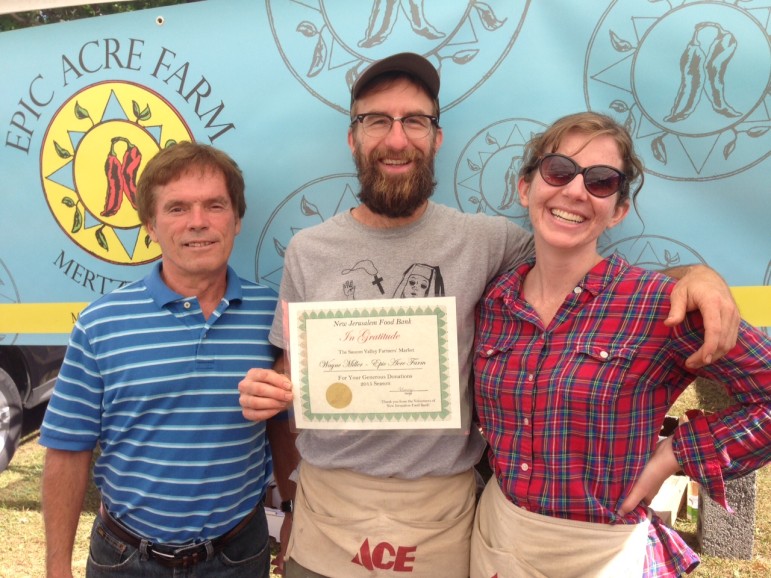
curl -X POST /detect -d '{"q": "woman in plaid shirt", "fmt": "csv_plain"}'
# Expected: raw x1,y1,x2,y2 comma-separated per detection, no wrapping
471,112,771,577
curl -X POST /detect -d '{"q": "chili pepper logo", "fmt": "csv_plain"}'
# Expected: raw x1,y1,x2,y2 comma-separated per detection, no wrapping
41,81,193,265
586,1,769,180
704,27,741,118
101,137,142,217
665,23,741,123
269,0,525,113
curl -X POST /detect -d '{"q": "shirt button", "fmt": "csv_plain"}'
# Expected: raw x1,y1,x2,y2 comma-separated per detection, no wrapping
521,463,529,471
527,374,534,382
183,302,191,309
486,348,495,356
599,350,609,359
573,286,582,294
523,417,530,426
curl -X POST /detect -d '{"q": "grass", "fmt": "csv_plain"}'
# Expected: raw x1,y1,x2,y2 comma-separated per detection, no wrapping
0,404,95,578
0,404,281,578
2,383,770,577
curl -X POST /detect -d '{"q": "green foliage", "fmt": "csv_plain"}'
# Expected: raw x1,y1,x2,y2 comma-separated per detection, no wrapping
0,1,196,32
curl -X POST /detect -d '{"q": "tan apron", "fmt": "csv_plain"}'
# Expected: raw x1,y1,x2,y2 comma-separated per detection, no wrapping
286,461,476,578
470,478,649,578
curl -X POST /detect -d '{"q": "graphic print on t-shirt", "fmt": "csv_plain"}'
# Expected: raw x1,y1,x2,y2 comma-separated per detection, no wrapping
340,260,445,300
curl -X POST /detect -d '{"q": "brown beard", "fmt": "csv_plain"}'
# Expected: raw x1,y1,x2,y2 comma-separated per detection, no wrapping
354,143,437,218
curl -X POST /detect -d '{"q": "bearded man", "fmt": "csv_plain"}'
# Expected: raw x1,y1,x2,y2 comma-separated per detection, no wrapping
238,53,740,578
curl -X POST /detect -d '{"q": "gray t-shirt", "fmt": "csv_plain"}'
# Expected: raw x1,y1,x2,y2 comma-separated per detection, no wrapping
270,201,534,478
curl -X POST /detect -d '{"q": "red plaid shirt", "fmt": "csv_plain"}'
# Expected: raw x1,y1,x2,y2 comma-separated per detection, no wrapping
474,254,771,577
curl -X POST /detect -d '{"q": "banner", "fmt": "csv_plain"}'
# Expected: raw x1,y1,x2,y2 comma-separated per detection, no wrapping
1,0,768,345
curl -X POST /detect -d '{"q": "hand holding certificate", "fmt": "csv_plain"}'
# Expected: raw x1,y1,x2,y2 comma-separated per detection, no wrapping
287,297,461,429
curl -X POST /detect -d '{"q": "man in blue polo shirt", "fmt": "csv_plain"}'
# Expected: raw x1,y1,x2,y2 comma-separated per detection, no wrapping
40,142,295,578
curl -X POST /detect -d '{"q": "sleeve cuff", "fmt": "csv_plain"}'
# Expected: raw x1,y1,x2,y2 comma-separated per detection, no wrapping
672,412,730,511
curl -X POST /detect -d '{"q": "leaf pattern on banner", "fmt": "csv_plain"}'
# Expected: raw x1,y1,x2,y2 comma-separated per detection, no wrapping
609,30,634,52
473,2,507,31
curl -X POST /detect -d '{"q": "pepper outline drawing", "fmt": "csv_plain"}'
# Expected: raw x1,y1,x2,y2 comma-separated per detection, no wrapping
358,0,445,48
665,22,741,123
704,27,741,118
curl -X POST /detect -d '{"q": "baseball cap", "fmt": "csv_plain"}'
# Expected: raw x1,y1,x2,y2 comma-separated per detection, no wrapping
351,52,440,103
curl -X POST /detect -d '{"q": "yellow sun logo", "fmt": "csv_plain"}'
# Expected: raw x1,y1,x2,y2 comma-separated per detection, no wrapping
41,81,193,265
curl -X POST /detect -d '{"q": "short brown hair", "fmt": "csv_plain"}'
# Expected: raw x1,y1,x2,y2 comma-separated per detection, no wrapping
519,112,644,206
136,141,246,226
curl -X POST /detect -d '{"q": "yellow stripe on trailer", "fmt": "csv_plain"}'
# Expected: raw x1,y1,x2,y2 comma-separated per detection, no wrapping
0,287,768,334
0,303,89,334
730,286,771,328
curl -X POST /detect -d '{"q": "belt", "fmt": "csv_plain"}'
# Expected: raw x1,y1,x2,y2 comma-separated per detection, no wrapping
98,503,260,568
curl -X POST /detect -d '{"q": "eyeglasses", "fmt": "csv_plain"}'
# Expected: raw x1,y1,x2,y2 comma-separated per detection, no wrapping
537,153,626,198
351,113,438,139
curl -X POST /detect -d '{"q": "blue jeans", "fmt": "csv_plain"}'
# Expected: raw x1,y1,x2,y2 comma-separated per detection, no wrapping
86,504,271,578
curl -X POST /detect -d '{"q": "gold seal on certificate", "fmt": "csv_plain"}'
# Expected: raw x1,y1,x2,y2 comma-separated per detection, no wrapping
325,382,353,409
287,297,461,429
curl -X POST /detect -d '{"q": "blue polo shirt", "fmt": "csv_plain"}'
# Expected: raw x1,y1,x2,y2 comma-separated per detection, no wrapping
40,263,278,543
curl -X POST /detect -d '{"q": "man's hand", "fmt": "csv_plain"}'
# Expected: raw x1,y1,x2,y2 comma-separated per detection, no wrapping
665,264,740,368
238,368,293,422
617,437,680,517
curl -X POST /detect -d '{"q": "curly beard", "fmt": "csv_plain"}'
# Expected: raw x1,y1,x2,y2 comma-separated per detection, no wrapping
354,143,438,219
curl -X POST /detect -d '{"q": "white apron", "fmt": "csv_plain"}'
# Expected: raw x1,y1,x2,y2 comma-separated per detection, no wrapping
470,478,649,578
287,461,476,578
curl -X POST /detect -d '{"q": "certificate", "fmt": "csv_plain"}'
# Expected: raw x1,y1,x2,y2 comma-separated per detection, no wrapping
287,297,460,429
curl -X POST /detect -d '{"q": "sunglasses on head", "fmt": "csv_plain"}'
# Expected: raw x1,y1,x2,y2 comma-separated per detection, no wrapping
537,153,626,198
